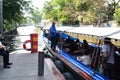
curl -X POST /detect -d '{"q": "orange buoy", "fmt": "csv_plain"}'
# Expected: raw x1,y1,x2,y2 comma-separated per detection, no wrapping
23,40,31,51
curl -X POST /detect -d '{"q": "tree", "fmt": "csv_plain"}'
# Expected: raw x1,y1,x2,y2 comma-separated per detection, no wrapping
3,0,33,30
42,0,120,26
105,0,120,21
30,8,42,24
114,8,120,25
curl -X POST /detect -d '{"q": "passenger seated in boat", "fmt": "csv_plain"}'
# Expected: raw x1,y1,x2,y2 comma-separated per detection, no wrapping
62,36,73,48
77,50,91,66
65,36,73,43
67,38,80,54
73,39,82,54
62,36,79,53
73,39,89,55
82,39,89,50
43,30,47,37
59,36,71,52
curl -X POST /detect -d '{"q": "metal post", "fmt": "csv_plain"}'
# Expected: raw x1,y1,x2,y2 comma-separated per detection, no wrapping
30,34,38,53
38,51,44,76
0,0,3,33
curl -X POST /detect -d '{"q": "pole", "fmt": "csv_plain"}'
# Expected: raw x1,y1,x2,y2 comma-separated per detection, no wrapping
30,34,38,53
0,0,3,33
38,51,44,76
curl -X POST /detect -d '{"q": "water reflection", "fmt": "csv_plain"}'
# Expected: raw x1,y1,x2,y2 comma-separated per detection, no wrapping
3,28,18,52
3,26,43,53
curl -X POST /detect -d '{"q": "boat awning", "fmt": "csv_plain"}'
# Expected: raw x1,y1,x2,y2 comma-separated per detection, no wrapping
66,27,120,39
43,25,120,40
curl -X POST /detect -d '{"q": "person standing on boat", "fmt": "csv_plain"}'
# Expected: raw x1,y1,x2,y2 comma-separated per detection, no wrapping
102,37,116,79
49,22,57,50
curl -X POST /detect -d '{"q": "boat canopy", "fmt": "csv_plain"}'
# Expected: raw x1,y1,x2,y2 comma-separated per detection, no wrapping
43,25,120,40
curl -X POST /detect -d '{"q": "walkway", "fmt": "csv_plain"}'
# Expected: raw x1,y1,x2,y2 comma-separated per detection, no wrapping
0,26,65,80
0,51,64,80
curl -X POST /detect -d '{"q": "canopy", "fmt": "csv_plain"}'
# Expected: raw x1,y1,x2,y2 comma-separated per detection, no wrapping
43,25,120,40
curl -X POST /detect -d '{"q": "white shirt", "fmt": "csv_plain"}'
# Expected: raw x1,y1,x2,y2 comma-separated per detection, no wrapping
77,55,91,65
102,44,115,64
0,41,6,50
0,41,3,46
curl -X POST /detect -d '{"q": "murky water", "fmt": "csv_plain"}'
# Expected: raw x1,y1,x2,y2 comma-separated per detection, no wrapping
9,26,44,54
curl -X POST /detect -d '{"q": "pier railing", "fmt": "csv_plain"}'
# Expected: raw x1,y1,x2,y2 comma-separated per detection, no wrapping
3,34,38,53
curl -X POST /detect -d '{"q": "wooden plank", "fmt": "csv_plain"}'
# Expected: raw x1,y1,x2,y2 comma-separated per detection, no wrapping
45,58,66,80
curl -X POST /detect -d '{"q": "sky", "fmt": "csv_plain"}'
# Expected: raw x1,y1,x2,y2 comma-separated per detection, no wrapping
31,0,51,10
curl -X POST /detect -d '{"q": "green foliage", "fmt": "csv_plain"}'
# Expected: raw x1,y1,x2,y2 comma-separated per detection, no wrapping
30,8,42,24
42,0,120,26
114,8,120,25
3,0,32,30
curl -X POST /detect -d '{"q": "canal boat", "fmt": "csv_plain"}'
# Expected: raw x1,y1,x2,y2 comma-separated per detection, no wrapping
42,26,120,80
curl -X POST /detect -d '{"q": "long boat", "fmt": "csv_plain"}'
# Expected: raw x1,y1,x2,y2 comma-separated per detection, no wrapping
41,25,120,80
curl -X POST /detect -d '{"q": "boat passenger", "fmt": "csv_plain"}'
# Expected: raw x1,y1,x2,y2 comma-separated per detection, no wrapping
70,39,90,55
65,36,73,43
49,22,57,50
82,39,89,50
68,38,79,54
43,29,48,37
75,39,90,54
62,36,72,50
102,37,116,79
73,39,82,54
77,49,91,66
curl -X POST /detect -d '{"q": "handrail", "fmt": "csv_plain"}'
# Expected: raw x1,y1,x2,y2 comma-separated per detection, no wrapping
2,34,30,51
4,35,30,36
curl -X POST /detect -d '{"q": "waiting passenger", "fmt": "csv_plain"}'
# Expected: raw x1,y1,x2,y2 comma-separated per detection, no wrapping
0,41,12,68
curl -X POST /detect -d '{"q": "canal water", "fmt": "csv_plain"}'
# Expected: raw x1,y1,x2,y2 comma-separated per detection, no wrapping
10,26,44,54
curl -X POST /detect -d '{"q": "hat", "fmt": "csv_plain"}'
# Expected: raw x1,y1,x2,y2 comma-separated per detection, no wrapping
104,37,111,44
104,37,111,41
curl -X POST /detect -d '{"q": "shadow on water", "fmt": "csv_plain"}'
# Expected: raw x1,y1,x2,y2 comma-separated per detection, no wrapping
1,26,42,53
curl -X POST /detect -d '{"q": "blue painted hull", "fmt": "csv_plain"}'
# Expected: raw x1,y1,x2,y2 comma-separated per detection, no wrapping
42,32,109,80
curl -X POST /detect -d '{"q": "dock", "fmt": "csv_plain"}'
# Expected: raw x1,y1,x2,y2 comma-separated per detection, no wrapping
0,50,65,80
